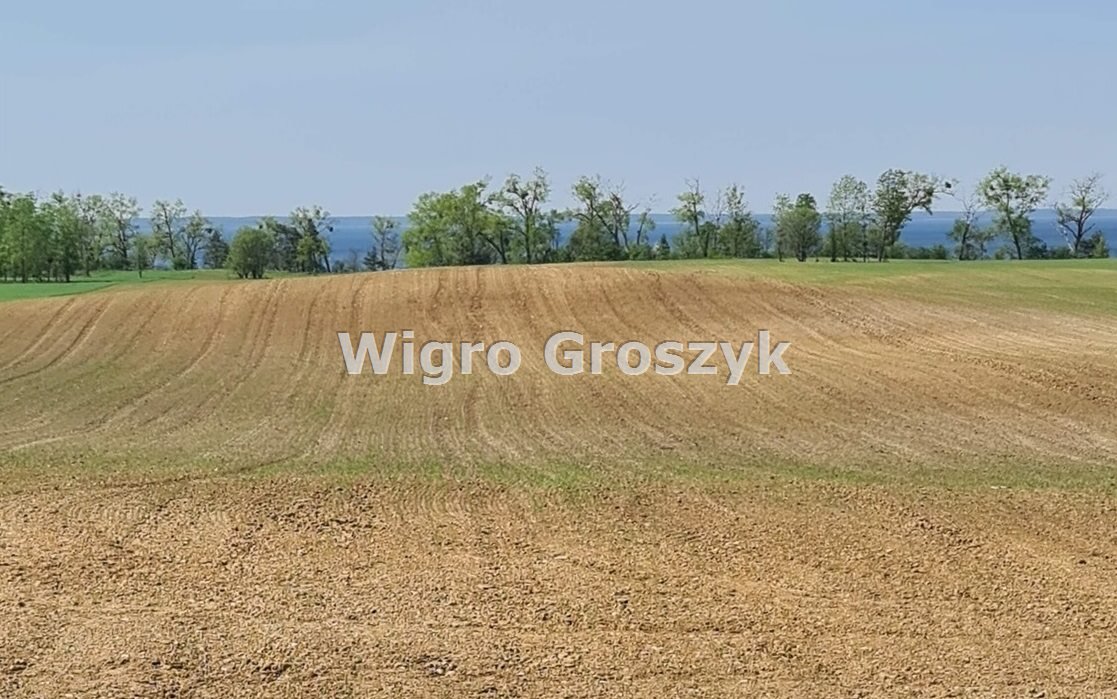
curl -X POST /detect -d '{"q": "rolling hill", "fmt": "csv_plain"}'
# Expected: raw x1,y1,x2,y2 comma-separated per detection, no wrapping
2,261,1115,485
3,261,1117,697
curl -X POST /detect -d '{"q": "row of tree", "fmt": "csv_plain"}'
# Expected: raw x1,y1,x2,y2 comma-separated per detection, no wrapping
2,166,1109,283
225,213,400,279
0,190,232,282
0,189,374,282
394,167,1109,267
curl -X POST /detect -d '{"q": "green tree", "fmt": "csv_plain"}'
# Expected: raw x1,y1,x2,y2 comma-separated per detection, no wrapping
568,176,654,261
870,169,941,261
716,184,761,258
653,233,672,259
133,234,153,278
181,211,212,269
978,167,1051,260
363,216,401,271
1054,173,1108,258
296,235,329,274
566,220,616,261
290,205,333,273
41,192,83,282
202,228,230,269
497,168,563,264
672,180,711,258
259,216,303,272
226,226,275,279
149,199,187,266
0,187,10,280
825,175,870,262
104,192,140,269
942,181,987,260
73,193,107,276
1,194,44,282
1088,232,1109,258
773,193,822,262
403,182,502,267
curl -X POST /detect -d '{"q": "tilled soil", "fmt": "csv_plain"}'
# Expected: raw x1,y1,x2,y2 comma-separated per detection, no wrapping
2,478,1115,698
3,267,1116,697
2,267,1115,474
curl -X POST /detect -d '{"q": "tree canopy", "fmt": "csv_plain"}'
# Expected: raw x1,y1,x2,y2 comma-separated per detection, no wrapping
0,164,1109,285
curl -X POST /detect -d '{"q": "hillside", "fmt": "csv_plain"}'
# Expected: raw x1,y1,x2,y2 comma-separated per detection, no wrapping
4,262,1117,697
2,262,1115,485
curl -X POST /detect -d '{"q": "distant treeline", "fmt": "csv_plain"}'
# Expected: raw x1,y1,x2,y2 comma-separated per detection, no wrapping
0,167,1109,283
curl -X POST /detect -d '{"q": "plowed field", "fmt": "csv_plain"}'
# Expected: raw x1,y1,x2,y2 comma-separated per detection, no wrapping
1,262,1116,697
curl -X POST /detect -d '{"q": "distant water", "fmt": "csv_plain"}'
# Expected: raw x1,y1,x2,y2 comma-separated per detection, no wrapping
138,210,1116,262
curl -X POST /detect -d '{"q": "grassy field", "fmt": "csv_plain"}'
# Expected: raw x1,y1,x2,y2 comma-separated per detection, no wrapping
635,257,1117,314
1,260,1116,697
0,269,236,303
6,258,1115,312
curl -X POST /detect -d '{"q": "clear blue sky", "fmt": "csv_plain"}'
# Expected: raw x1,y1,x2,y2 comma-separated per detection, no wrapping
2,0,1114,215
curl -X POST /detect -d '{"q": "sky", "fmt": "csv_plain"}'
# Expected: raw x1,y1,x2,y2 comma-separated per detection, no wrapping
1,0,1114,215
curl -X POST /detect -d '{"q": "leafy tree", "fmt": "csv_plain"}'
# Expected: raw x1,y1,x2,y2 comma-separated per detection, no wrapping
894,243,949,260
943,181,987,260
0,187,9,279
948,219,977,260
496,168,564,264
261,216,303,272
133,234,153,278
978,167,1051,260
672,180,711,258
758,224,776,258
826,175,870,262
1,194,43,282
971,227,1000,260
363,216,401,271
1088,232,1109,258
41,192,83,282
290,205,333,273
716,184,761,258
27,199,53,279
226,226,275,279
569,175,654,260
202,228,230,269
181,211,212,269
870,169,941,261
628,210,656,259
296,234,329,274
104,192,140,269
773,193,822,262
403,182,502,267
1054,173,1109,258
73,193,107,276
653,233,672,259
566,218,618,261
149,199,187,265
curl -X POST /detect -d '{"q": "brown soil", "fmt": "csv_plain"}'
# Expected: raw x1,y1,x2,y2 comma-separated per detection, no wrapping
2,480,1116,698
1,266,1115,476
1,265,1116,697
